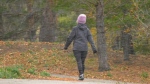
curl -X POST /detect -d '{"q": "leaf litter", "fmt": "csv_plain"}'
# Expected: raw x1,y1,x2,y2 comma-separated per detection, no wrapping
0,41,149,83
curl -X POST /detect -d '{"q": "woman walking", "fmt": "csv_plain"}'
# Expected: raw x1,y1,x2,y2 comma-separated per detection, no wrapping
64,14,97,80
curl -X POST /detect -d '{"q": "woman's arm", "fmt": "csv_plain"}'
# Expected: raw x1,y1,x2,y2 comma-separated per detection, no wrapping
64,27,76,49
87,29,97,53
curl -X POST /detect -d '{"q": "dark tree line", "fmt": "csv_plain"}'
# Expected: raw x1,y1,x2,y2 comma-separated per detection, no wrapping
0,0,56,42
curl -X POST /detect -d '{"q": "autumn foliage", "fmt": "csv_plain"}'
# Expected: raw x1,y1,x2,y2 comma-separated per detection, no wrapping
0,41,149,83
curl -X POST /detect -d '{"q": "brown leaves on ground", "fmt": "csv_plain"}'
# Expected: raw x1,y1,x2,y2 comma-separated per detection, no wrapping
0,41,150,83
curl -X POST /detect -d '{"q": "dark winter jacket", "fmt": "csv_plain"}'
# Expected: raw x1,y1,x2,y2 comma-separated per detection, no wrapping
64,23,97,51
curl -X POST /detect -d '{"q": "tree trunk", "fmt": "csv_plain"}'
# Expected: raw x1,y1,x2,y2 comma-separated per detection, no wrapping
121,27,134,61
96,0,110,71
122,33,130,60
0,14,4,40
39,0,56,42
25,0,36,42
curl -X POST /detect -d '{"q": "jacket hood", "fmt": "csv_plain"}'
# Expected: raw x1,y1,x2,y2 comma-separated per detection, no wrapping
77,23,87,31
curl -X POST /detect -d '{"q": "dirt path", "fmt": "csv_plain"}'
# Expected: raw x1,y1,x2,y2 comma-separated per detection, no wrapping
0,79,136,84
0,74,137,84
50,74,136,84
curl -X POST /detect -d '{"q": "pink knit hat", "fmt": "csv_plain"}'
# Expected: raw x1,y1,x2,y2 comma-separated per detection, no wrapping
76,14,86,24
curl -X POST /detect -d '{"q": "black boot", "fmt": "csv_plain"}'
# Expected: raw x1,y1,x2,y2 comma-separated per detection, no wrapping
79,74,84,80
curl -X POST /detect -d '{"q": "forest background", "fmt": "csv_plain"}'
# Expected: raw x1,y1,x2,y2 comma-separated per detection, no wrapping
0,0,150,54
0,0,150,83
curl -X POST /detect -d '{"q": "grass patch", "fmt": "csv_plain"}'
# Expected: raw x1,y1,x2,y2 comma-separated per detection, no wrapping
135,44,150,55
68,53,74,57
43,63,50,67
0,65,22,78
141,72,149,78
107,72,113,77
40,71,50,77
5,41,13,48
27,68,37,75
28,49,35,55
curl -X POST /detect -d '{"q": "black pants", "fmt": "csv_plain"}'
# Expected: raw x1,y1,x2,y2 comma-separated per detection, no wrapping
73,50,87,75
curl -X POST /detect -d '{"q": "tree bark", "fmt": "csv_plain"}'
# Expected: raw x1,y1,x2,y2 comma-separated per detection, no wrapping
96,0,110,71
122,33,130,60
39,0,56,42
24,0,36,42
121,27,134,61
0,14,4,40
